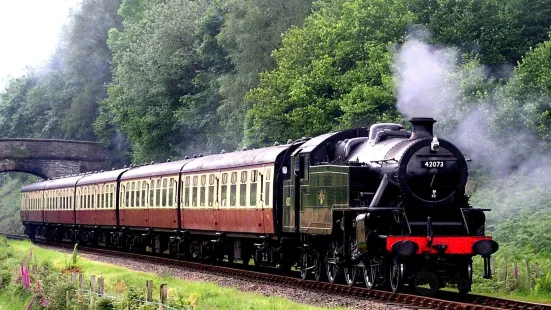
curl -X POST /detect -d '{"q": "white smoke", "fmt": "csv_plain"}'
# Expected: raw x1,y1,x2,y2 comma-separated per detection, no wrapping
394,37,460,120
393,31,551,222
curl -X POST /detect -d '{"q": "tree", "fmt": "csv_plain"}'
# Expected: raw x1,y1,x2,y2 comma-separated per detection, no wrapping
102,0,220,161
216,0,313,148
244,0,414,146
62,0,123,141
497,37,551,147
409,0,551,67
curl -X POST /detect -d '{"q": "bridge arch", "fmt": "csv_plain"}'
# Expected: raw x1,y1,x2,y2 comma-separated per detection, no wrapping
0,139,112,179
0,159,49,179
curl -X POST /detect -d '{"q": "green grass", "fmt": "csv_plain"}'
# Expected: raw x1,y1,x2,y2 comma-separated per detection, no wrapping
0,289,32,310
3,240,338,310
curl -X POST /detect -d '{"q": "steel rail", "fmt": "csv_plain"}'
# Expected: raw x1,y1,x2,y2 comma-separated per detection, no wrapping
3,234,548,310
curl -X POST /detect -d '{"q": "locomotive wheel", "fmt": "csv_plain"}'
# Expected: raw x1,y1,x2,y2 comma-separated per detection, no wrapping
313,251,323,282
363,262,377,289
326,240,340,284
344,266,358,286
457,263,473,295
390,256,404,293
300,250,308,280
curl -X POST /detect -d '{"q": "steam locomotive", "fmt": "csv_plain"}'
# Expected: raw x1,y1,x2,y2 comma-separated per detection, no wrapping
20,117,498,294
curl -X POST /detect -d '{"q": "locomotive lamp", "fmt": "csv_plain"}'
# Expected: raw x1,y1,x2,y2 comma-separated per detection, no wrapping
431,136,440,152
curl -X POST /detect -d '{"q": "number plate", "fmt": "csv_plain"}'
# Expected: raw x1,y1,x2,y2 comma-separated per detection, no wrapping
422,161,445,168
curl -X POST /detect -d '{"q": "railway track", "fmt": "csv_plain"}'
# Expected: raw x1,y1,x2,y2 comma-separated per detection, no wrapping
2,233,550,310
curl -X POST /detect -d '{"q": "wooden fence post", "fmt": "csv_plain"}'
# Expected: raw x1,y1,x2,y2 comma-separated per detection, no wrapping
504,259,508,290
491,256,496,276
78,274,84,300
90,275,96,307
525,259,531,288
71,272,77,283
535,263,541,278
146,280,153,302
159,283,167,310
98,277,104,297
90,275,96,293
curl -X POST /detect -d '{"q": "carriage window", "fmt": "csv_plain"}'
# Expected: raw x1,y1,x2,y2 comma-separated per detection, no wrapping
221,173,228,207
156,179,162,207
250,170,257,206
111,185,115,208
230,172,237,206
192,186,198,207
104,186,108,208
136,181,141,207
108,185,113,209
265,168,271,206
124,185,129,208
240,184,246,207
200,186,205,206
150,180,155,207
230,186,236,207
221,185,227,207
96,188,100,209
183,176,189,207
168,178,175,207
240,171,247,207
162,179,168,207
142,181,147,207
188,185,192,207
130,182,135,208
208,174,215,206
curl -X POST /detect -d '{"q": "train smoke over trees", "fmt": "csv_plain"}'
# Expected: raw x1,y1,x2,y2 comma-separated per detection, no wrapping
393,33,551,255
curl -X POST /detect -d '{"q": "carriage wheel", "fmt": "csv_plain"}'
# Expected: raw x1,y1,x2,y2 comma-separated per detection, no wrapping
390,256,404,293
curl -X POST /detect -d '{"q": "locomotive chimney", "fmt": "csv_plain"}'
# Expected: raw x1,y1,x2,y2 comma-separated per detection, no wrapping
409,117,436,140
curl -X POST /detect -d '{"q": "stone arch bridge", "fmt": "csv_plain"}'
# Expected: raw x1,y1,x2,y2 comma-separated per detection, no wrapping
0,139,112,179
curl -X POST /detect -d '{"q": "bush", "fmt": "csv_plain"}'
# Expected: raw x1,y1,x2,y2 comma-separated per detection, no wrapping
95,298,116,310
535,272,551,294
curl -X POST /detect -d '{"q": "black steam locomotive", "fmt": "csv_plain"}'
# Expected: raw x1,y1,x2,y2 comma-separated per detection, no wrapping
286,117,497,293
21,117,497,294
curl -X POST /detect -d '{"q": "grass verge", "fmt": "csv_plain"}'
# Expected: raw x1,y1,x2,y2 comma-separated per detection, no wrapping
2,240,336,310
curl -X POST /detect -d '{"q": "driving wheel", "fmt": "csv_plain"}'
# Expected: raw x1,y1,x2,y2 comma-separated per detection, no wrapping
390,256,404,293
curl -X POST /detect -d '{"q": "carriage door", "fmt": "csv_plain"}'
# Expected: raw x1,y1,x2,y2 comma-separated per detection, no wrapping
261,166,274,234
